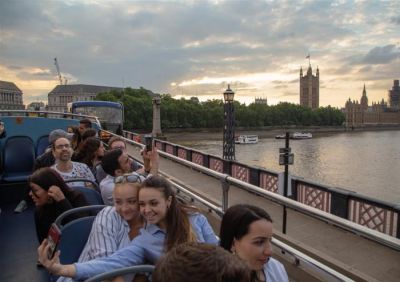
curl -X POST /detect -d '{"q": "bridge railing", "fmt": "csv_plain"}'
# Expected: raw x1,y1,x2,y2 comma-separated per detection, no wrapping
122,130,400,239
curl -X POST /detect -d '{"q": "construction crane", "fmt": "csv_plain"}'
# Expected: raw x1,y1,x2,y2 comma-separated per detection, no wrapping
54,57,67,85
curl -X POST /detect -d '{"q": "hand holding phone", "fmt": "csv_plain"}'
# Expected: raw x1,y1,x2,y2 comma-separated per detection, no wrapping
145,134,153,152
47,223,61,260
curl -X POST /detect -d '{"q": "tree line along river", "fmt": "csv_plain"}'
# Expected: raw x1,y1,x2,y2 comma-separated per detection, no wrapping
174,130,400,205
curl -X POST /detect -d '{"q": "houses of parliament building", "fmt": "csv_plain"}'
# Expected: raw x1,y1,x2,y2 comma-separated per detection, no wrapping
345,80,400,126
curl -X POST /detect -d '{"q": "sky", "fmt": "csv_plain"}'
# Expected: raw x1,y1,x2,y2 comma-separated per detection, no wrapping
1,0,399,107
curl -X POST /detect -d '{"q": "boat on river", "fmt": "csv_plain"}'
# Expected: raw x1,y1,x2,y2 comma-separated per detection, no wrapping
291,132,312,139
275,134,286,139
235,135,258,144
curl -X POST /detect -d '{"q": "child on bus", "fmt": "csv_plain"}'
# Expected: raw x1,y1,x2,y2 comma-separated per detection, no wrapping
38,175,218,280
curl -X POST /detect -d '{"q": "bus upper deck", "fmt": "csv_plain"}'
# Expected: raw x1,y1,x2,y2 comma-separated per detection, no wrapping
0,111,399,281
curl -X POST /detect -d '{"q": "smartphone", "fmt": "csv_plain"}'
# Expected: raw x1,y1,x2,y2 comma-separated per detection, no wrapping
47,223,61,260
145,134,153,152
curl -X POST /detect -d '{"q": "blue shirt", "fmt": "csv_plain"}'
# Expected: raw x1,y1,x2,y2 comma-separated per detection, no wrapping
75,212,218,280
264,257,289,282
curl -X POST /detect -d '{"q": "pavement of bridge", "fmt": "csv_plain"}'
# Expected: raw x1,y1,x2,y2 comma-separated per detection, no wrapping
126,144,400,282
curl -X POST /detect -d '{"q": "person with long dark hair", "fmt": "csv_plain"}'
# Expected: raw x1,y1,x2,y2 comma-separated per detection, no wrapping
219,204,288,282
37,175,218,280
72,137,104,173
29,168,88,243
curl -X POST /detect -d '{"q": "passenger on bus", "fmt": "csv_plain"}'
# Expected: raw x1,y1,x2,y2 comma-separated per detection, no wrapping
67,126,81,150
35,129,72,170
72,137,105,175
51,137,96,187
100,147,158,205
38,175,218,280
95,136,142,183
14,129,72,213
29,168,88,243
78,118,92,136
81,128,97,141
219,204,289,282
153,242,251,282
57,181,145,282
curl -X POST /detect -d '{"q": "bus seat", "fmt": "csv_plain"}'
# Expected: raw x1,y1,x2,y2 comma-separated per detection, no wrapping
54,205,105,264
65,178,100,193
36,135,49,156
58,216,96,264
84,265,155,282
2,136,35,182
69,185,104,206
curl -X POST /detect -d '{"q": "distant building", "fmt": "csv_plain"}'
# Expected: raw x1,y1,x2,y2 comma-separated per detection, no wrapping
388,80,400,110
345,83,400,127
0,80,25,110
27,101,45,111
47,84,122,112
254,97,268,105
300,65,319,109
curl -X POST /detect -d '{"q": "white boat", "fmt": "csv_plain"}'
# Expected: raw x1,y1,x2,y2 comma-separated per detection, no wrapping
291,132,312,139
235,135,259,144
275,134,286,139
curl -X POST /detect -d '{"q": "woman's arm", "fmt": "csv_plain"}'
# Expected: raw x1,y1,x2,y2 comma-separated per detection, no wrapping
39,234,147,280
193,213,219,244
38,239,76,277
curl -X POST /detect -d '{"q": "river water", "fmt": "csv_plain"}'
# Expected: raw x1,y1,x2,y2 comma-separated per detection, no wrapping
177,130,400,205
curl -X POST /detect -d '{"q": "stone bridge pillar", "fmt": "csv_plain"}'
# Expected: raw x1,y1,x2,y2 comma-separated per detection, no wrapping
152,95,163,137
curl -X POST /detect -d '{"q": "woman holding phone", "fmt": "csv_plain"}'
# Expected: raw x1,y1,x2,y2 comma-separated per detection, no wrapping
57,179,145,282
29,168,88,243
38,175,218,280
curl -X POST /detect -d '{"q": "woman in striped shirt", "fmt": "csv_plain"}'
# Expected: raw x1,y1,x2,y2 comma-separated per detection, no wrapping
57,178,144,282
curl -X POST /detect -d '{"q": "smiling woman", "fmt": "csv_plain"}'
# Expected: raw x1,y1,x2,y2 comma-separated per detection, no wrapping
57,182,145,282
29,168,89,243
219,204,288,282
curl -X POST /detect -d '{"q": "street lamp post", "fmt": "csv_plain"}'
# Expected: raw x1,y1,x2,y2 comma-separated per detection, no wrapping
222,84,235,161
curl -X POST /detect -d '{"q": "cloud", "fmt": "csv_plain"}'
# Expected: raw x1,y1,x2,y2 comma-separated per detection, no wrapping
0,0,398,107
362,45,400,64
390,16,400,25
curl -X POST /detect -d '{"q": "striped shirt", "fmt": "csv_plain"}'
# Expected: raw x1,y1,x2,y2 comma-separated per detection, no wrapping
57,206,131,282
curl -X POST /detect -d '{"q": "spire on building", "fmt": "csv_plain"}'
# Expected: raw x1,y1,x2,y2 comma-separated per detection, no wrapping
360,83,368,109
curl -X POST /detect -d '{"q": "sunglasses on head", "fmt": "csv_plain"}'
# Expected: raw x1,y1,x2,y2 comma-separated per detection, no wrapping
114,173,143,184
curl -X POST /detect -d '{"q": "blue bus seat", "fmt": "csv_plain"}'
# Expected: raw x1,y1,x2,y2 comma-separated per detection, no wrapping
54,205,105,264
84,265,155,282
74,186,104,206
58,216,96,264
0,143,2,181
2,136,35,182
64,178,100,193
64,179,104,206
36,135,49,156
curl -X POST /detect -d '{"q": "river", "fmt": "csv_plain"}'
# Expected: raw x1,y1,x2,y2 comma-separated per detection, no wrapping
175,130,400,205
